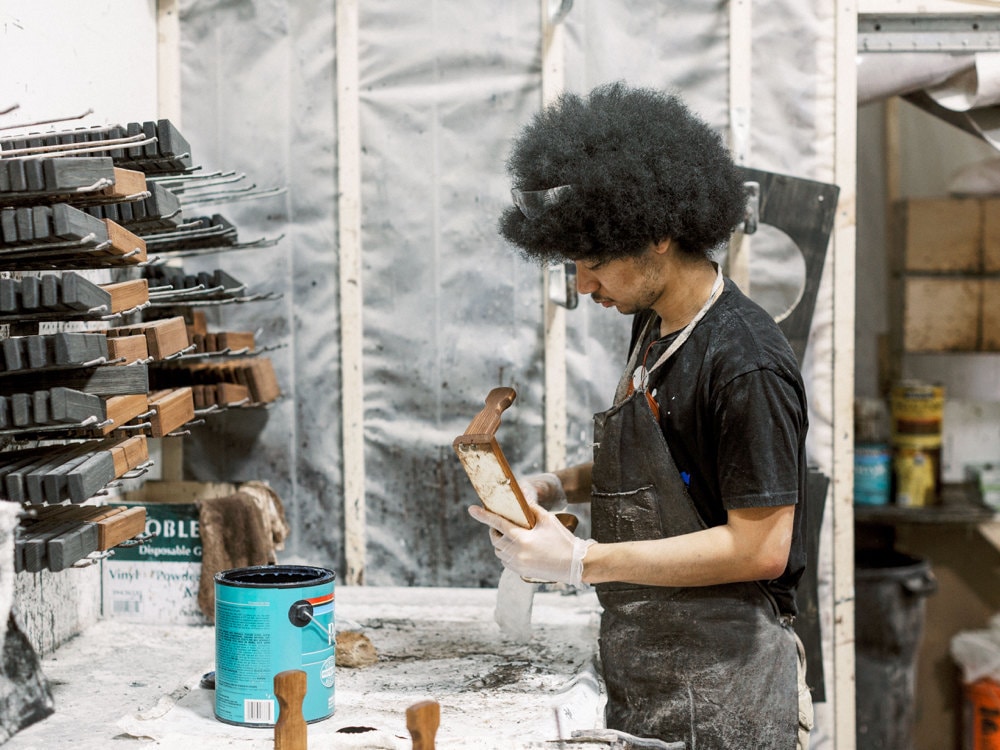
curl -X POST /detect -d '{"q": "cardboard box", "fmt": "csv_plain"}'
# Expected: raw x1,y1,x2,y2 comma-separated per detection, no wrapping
101,481,235,624
901,277,980,352
895,197,982,273
984,198,1000,273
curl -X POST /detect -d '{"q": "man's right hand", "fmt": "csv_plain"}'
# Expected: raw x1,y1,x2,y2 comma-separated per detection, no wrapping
520,472,567,512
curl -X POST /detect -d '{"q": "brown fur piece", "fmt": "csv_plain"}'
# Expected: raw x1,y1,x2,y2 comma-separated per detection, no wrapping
335,631,378,668
195,487,288,622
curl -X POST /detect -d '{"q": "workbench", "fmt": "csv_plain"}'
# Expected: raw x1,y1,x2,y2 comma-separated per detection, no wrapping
4,585,606,749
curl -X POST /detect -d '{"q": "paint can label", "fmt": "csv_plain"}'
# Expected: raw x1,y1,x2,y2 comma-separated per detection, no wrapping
890,381,944,450
854,443,891,506
893,447,939,507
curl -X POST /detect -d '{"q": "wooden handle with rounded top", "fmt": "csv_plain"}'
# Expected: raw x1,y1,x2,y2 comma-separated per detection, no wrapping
406,699,440,750
274,669,308,750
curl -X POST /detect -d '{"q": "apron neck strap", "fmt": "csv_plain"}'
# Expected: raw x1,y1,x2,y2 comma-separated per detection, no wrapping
613,263,724,404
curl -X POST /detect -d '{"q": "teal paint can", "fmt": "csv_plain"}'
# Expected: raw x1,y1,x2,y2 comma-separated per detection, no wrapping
214,565,336,726
854,443,891,506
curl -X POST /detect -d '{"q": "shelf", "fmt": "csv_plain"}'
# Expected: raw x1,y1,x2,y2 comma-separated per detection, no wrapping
855,481,998,525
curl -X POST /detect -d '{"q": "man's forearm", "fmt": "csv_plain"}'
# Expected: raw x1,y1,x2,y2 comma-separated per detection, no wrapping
582,504,794,586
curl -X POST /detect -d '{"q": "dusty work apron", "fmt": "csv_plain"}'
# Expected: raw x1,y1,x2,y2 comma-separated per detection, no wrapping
591,269,799,749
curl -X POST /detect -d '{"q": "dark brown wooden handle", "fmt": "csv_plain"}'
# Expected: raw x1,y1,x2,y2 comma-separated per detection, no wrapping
461,387,516,438
406,699,440,750
274,669,308,750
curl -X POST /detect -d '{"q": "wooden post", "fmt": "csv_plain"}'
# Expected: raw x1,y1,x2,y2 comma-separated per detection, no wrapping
406,700,440,750
274,670,308,750
727,0,752,294
337,0,366,585
541,0,568,473
833,0,859,746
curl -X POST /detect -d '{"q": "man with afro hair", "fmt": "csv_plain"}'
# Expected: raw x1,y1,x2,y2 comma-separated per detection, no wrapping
469,82,813,749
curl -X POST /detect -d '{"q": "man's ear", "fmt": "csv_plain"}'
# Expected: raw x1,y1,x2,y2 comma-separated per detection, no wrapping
652,238,673,256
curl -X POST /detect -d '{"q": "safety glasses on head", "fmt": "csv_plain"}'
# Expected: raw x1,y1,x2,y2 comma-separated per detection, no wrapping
511,184,574,219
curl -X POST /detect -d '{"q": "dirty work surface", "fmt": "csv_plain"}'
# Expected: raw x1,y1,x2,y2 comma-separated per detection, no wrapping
5,586,606,749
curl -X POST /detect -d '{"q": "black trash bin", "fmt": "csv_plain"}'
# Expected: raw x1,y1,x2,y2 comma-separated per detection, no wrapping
855,548,937,750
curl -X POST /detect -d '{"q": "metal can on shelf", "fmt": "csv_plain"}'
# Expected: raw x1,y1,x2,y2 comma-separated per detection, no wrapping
890,381,944,506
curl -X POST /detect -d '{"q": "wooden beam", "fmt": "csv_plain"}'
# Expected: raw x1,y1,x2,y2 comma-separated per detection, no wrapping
541,0,568,473
157,0,182,127
833,1,859,746
337,0,365,585
727,0,753,294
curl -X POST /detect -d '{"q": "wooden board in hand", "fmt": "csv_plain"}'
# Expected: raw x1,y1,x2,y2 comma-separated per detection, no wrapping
453,387,534,528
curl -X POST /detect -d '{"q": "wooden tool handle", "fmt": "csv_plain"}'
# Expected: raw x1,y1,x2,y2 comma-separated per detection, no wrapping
406,699,440,750
461,387,516,438
274,670,308,750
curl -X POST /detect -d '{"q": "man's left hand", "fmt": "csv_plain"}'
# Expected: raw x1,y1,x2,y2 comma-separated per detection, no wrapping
468,499,595,585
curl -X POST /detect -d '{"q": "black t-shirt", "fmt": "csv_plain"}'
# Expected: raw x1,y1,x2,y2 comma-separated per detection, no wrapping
628,277,808,615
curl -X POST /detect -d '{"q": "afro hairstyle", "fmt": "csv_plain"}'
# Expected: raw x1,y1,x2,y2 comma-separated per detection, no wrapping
498,82,746,265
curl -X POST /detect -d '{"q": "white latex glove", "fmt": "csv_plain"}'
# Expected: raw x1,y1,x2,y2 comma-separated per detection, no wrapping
521,472,567,512
468,499,595,586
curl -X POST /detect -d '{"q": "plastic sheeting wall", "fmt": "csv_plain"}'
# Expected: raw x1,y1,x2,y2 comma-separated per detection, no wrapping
177,2,838,741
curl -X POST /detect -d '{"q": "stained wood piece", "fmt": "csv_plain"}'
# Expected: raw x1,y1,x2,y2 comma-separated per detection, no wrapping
98,167,147,201
60,272,112,312
0,446,54,502
41,448,96,503
46,505,124,571
53,332,109,365
50,203,109,243
0,278,19,312
216,331,255,352
49,387,105,424
155,118,193,170
31,390,49,425
108,434,148,476
125,122,143,160
40,274,60,308
10,393,31,428
139,183,181,227
24,159,44,192
96,505,146,549
99,394,148,435
99,278,149,313
453,387,534,528
14,503,62,570
102,219,147,261
66,451,116,502
7,159,26,191
41,156,115,192
139,317,189,359
273,670,308,750
23,443,95,503
106,334,148,364
0,208,17,243
245,358,281,403
23,517,82,572
14,208,33,243
26,336,49,369
19,276,40,310
146,387,195,437
31,206,50,241
0,363,149,396
406,700,440,750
